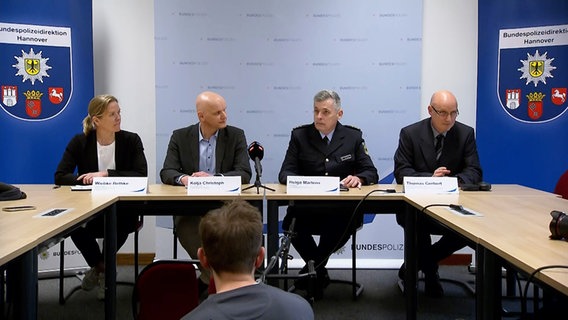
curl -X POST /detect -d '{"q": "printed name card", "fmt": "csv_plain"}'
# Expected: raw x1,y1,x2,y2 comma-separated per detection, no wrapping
286,176,340,195
403,176,459,194
91,177,148,194
186,176,241,195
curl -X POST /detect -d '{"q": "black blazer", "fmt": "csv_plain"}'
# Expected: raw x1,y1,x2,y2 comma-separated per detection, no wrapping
54,130,148,185
160,123,252,185
279,122,378,185
393,118,482,185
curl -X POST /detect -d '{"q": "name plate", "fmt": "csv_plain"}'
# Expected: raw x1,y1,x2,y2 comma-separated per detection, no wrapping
92,177,148,194
403,176,458,194
286,176,340,195
186,176,241,195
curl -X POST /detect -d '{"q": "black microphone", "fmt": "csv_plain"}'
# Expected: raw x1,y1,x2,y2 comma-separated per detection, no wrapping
248,141,264,161
243,141,274,193
248,141,264,178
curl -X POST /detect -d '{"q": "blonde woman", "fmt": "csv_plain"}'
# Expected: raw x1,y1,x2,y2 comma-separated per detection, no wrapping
55,94,147,299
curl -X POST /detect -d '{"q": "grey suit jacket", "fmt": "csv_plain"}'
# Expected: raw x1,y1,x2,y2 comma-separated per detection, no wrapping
160,123,252,185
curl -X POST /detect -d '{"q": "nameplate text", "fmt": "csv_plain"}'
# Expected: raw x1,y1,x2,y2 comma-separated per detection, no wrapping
286,176,340,195
92,177,148,194
403,176,458,194
186,176,241,195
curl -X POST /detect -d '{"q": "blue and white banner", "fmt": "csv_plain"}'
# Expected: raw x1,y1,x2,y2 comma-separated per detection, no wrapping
1,22,73,120
0,0,93,184
477,0,568,192
497,24,568,123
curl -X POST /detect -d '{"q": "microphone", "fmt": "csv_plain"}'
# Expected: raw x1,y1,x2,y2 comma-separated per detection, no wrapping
243,141,274,193
248,141,264,178
248,141,264,161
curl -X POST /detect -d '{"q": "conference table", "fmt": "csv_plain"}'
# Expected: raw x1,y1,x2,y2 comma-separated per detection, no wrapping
2,184,568,320
0,185,117,320
1,184,268,319
404,185,568,319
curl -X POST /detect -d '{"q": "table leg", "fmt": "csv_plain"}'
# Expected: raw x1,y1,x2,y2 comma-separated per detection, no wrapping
104,204,117,320
8,247,38,320
404,204,417,320
476,245,501,320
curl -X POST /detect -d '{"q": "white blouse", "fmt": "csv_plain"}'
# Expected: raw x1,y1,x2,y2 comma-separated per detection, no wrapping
97,141,116,171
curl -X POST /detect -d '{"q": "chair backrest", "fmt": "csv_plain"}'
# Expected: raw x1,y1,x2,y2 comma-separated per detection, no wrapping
554,170,568,199
208,276,216,295
133,260,199,320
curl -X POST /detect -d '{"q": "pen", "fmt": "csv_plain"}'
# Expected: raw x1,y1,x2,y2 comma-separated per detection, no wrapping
357,182,361,190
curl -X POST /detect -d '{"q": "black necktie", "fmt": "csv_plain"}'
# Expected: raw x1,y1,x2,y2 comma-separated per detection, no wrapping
435,134,444,160
323,136,329,145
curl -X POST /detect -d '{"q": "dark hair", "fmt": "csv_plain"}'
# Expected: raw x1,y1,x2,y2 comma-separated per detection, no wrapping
199,200,263,274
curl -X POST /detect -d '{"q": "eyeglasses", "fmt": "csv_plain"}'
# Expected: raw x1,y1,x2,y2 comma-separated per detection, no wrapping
431,105,459,118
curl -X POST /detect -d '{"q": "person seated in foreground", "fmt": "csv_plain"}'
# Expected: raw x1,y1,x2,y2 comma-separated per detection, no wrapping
181,200,314,320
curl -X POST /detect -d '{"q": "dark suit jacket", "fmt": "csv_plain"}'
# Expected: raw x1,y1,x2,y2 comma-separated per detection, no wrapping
393,118,482,185
54,130,148,185
160,123,251,185
279,122,378,185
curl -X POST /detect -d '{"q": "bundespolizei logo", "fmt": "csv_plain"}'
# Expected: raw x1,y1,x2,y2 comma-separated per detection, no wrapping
497,24,568,123
0,22,72,121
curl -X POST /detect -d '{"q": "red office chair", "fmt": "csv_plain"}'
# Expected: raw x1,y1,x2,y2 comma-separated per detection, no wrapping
554,169,568,199
132,260,199,320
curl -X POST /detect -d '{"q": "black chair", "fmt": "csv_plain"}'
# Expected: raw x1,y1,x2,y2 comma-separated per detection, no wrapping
272,210,364,301
397,266,476,297
260,222,318,304
173,223,179,259
58,215,144,304
327,216,364,299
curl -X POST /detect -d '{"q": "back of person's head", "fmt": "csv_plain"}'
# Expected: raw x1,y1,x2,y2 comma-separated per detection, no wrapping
314,89,341,111
199,200,263,274
82,94,118,135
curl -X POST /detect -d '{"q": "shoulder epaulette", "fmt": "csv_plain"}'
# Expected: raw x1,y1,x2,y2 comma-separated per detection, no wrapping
292,124,311,131
344,124,362,132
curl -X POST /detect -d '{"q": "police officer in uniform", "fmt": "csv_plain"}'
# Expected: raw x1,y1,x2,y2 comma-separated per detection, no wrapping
278,89,378,299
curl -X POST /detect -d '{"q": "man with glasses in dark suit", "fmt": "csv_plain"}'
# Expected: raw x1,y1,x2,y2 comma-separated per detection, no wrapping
393,89,482,297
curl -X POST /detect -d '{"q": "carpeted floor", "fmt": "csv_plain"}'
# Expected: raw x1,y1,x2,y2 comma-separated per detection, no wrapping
30,265,483,320
0,262,551,319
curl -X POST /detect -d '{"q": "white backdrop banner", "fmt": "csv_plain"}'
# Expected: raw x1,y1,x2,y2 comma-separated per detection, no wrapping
154,1,423,267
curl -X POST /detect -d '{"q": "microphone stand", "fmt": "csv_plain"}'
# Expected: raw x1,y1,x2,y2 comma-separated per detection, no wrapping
243,157,275,194
259,219,316,303
260,218,296,283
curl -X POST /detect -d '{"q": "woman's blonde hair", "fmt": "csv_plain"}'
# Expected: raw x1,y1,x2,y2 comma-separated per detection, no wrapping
82,94,118,135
